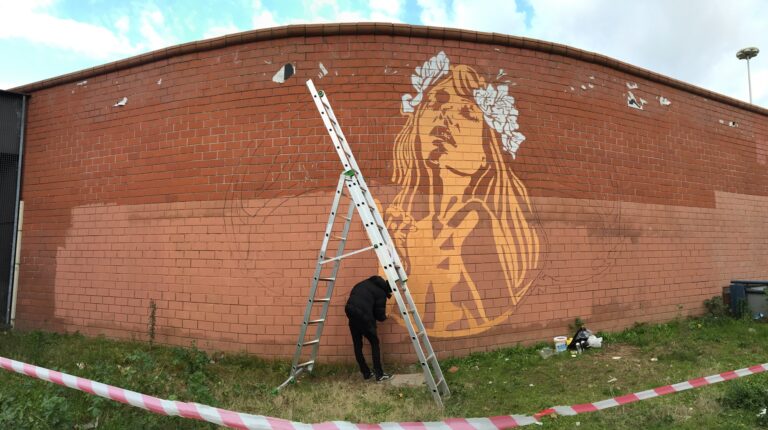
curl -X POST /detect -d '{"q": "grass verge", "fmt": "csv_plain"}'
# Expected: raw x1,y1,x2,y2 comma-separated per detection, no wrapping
0,314,767,429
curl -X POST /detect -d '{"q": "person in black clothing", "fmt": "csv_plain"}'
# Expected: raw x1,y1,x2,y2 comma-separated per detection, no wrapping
345,275,393,381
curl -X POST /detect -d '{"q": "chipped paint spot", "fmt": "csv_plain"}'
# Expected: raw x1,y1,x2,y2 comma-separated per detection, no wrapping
627,91,645,110
76,80,88,86
570,86,575,91
626,82,638,90
588,83,594,89
157,78,163,85
113,97,128,107
318,62,328,79
272,63,295,84
497,69,506,79
728,121,738,128
719,119,725,124
581,84,587,90
659,96,671,106
264,59,272,64
589,76,595,80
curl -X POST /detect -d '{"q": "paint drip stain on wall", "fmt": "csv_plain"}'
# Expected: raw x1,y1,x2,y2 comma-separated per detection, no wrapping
272,64,295,84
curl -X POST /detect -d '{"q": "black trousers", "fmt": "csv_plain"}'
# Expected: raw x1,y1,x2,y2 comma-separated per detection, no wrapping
346,308,382,377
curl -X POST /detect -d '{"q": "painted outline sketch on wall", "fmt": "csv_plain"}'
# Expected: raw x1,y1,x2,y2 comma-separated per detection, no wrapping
386,51,541,337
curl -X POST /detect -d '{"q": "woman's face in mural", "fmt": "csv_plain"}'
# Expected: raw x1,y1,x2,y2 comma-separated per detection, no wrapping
417,84,487,176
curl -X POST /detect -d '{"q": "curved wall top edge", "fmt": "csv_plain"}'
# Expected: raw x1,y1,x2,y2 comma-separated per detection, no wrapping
11,22,768,116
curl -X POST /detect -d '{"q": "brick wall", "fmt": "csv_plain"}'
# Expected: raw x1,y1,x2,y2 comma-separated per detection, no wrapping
13,24,768,362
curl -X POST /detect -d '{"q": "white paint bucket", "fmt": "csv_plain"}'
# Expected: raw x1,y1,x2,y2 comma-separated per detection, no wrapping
554,336,568,353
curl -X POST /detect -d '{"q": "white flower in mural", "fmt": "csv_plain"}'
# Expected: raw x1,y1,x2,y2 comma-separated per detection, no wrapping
474,84,525,158
401,51,450,113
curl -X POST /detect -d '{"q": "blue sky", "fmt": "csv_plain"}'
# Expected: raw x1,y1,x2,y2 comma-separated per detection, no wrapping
1,0,766,107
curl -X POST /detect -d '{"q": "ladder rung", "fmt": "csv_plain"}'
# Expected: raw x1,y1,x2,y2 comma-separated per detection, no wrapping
302,339,320,347
318,277,335,282
321,245,375,264
425,353,435,362
297,360,314,369
434,377,444,387
332,234,345,240
313,298,330,303
307,318,325,325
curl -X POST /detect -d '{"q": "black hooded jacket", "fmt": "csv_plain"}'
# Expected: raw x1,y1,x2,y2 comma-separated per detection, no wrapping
345,276,391,328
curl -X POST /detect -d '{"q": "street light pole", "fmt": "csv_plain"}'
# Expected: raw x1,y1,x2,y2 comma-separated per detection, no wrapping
736,47,759,104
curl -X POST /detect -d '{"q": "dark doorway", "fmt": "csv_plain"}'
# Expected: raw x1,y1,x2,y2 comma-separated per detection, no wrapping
0,90,26,326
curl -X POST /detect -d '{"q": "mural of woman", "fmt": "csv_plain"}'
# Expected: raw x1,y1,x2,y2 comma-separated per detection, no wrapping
385,52,540,337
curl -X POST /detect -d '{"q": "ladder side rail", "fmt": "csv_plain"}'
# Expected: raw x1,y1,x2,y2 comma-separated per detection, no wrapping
382,262,445,407
350,174,448,395
345,177,445,407
307,199,356,364
288,175,346,374
343,177,395,271
306,80,355,172
351,171,451,399
400,280,450,397
356,184,408,280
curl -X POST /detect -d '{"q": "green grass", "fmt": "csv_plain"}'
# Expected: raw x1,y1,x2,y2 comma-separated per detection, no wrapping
1,314,767,429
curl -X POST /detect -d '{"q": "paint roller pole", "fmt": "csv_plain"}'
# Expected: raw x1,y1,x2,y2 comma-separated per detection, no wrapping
736,47,759,104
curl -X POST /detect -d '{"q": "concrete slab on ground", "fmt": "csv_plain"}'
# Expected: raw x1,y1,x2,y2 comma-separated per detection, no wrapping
388,373,424,387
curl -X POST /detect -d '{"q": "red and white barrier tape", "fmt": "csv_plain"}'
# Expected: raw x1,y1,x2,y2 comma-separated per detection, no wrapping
0,356,537,429
1,355,766,428
534,362,768,420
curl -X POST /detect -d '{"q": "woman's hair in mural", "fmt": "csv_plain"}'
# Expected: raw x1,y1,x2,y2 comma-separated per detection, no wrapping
387,57,540,334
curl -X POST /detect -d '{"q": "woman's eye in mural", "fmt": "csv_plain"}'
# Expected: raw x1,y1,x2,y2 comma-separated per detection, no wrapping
460,104,480,122
432,89,451,110
390,53,539,338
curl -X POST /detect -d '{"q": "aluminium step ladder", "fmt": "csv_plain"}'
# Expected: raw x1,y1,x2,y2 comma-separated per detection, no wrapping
276,80,450,407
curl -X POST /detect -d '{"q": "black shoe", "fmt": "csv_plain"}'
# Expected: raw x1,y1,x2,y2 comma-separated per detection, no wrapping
362,371,373,380
375,373,393,382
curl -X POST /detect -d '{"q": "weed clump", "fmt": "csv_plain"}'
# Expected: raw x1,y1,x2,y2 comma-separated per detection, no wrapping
720,373,768,427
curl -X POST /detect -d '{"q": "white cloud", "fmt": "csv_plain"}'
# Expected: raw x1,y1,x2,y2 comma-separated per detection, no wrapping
203,24,243,39
0,2,137,59
284,0,404,25
369,0,405,21
115,16,130,33
415,0,768,107
253,0,279,29
524,0,768,106
137,5,176,51
417,0,450,26
418,0,526,33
